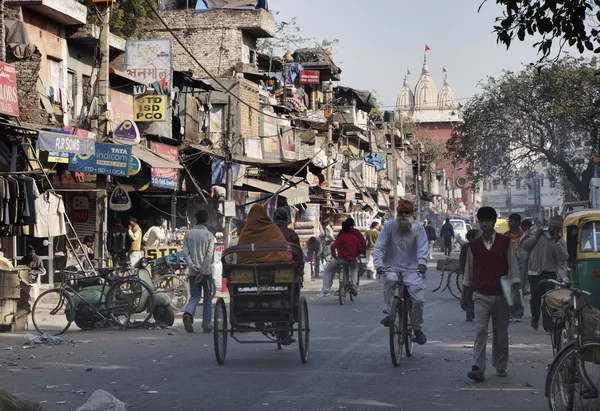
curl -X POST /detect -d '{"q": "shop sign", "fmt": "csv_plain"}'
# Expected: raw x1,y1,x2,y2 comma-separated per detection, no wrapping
73,195,89,223
38,131,96,155
129,155,141,176
144,246,180,261
113,120,141,145
69,143,131,177
126,39,172,90
0,63,19,117
149,142,178,189
109,186,132,211
134,95,166,122
299,70,320,85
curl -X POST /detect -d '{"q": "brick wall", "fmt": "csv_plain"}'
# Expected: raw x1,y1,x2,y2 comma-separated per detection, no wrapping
238,78,259,139
153,8,274,78
8,49,54,126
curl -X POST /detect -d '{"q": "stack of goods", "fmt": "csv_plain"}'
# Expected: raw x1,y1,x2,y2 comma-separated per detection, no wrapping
295,205,320,248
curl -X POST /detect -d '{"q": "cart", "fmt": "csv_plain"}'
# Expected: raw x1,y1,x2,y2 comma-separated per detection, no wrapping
216,242,309,364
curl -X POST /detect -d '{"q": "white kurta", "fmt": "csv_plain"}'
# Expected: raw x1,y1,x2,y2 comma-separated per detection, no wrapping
34,192,66,238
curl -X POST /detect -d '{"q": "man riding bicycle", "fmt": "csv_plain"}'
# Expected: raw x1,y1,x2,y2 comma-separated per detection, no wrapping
373,200,428,345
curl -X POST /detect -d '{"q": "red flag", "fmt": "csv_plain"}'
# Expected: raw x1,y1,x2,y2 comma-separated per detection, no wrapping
425,44,431,51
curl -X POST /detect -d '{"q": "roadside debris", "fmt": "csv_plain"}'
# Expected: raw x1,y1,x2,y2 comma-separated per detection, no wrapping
75,389,127,411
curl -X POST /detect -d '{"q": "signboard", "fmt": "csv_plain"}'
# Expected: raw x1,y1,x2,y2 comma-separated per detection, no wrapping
69,142,131,177
38,131,95,155
113,120,141,145
73,195,89,223
144,246,181,261
129,155,141,176
0,63,19,117
125,39,172,90
134,95,166,122
149,142,178,189
109,186,132,211
299,70,320,85
110,89,135,127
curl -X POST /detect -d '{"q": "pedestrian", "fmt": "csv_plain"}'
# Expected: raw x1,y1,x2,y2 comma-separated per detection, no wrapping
459,229,480,322
143,216,167,247
273,208,300,246
520,215,568,332
19,245,46,284
504,213,526,322
107,218,129,266
440,218,455,257
182,209,215,333
127,217,144,266
461,206,521,382
224,221,245,265
373,200,429,345
518,219,534,297
423,220,437,260
306,236,322,278
318,219,363,297
324,219,335,241
365,220,381,277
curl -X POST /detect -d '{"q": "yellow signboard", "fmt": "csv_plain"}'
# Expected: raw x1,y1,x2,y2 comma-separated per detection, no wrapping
134,95,166,122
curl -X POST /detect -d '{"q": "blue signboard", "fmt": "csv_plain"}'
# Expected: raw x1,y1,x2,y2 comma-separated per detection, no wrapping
151,176,177,190
69,143,131,177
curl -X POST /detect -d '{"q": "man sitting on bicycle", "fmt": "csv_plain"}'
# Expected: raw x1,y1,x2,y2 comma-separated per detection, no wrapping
373,200,428,345
319,220,364,297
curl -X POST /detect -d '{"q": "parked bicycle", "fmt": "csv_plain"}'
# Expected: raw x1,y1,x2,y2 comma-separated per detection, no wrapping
544,276,600,411
432,259,462,299
388,270,418,367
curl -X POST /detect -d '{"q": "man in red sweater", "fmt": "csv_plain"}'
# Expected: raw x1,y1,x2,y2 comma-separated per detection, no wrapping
460,207,522,382
319,220,364,297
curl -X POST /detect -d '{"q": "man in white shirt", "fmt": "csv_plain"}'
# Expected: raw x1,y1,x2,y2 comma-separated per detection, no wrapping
143,217,167,247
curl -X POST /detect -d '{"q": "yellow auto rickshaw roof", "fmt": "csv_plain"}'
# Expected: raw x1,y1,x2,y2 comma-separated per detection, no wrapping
564,210,600,227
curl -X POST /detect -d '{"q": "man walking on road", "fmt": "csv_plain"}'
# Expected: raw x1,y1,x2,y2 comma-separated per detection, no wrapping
440,218,455,256
520,215,568,332
461,207,521,382
182,210,215,333
424,220,437,260
365,221,381,277
373,200,428,345
504,213,526,322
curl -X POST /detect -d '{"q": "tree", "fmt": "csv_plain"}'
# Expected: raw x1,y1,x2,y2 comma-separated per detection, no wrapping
485,0,600,61
257,11,309,55
78,0,158,39
448,56,600,200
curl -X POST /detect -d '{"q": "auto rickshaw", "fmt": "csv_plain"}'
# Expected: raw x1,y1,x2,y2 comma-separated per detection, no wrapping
495,218,509,234
564,210,600,308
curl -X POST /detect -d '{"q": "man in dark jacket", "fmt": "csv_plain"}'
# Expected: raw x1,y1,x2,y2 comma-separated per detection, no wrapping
108,218,130,265
424,220,437,259
440,218,455,257
273,208,300,246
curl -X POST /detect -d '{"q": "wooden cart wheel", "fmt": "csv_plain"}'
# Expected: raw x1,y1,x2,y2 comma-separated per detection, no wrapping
213,297,228,365
297,296,309,364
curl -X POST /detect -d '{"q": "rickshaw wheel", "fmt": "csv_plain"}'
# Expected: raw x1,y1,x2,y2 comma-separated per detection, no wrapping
298,296,309,364
213,297,228,365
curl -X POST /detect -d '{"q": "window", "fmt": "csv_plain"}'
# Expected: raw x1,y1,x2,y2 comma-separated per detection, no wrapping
580,222,600,252
516,179,521,189
67,71,76,124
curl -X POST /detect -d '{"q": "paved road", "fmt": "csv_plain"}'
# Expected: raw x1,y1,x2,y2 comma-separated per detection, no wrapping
1,257,552,411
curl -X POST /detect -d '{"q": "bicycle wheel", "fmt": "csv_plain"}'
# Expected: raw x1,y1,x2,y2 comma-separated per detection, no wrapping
449,271,463,299
389,296,404,367
155,274,189,312
350,274,359,302
32,289,74,336
339,271,348,306
547,338,600,411
214,297,228,365
106,278,154,329
403,288,414,357
298,296,309,364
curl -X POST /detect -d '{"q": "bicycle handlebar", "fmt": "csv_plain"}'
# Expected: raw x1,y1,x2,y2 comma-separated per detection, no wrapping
542,277,591,297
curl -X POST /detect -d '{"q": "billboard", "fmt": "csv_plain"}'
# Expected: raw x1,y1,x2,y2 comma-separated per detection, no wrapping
0,63,19,117
125,39,172,91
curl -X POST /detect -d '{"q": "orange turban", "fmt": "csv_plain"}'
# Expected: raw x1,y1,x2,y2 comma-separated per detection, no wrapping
397,200,414,214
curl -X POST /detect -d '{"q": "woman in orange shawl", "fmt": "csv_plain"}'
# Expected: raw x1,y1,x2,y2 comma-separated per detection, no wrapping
236,204,293,264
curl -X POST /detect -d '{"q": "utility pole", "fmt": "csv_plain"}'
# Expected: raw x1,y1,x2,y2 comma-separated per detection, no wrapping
0,0,5,62
223,95,233,248
94,2,112,267
391,112,400,214
416,141,421,221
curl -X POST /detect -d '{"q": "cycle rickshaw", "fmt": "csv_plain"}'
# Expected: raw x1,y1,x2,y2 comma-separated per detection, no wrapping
216,242,310,364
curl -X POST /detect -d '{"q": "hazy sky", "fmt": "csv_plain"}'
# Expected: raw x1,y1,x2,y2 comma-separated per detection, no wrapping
269,0,566,109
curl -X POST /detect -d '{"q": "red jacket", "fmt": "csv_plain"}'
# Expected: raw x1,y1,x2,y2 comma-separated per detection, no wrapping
337,227,366,255
331,231,362,262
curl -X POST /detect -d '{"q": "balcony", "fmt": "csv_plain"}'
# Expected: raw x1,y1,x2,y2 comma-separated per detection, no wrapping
8,0,87,25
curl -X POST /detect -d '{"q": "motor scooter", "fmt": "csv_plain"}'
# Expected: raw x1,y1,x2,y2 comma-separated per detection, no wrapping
67,258,175,330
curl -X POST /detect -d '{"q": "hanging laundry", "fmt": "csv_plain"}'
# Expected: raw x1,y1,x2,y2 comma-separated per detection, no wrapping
48,86,55,104
34,191,66,238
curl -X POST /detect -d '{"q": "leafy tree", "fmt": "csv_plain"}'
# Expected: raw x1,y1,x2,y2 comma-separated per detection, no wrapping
78,0,158,39
448,56,600,200
485,0,600,60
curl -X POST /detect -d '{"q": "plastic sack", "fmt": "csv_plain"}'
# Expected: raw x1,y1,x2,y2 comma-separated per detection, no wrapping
500,275,523,307
76,389,127,411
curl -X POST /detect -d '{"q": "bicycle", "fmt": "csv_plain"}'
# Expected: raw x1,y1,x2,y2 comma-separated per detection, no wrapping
544,277,600,410
387,269,418,367
337,260,359,305
149,258,191,312
432,259,462,299
31,267,153,336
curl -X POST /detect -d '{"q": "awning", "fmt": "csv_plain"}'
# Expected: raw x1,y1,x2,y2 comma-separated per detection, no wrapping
132,145,183,169
236,177,310,206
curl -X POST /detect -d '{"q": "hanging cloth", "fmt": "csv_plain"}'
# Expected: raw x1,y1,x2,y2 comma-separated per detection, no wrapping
34,191,66,238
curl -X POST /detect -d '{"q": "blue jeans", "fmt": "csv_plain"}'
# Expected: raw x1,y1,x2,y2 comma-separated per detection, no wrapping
185,276,213,330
